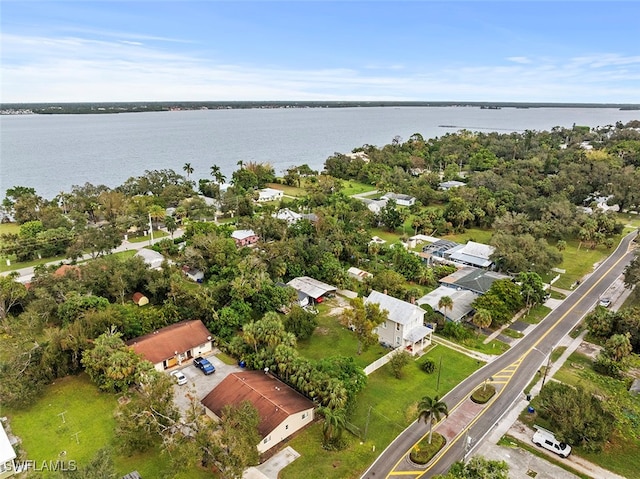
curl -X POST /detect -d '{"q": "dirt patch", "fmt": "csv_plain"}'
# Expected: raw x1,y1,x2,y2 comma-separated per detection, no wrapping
575,340,602,360
316,327,330,336
327,306,347,317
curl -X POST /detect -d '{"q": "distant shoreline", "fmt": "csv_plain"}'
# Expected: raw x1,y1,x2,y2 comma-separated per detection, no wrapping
2,101,639,115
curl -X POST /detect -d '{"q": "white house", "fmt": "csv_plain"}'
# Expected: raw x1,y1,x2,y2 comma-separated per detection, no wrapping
134,249,165,270
126,320,213,371
366,290,432,355
444,241,495,269
201,371,315,453
0,422,16,479
257,188,284,202
380,192,416,207
273,208,302,224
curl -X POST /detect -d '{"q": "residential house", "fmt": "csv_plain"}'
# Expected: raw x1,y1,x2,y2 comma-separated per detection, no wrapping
273,208,302,224
417,287,477,323
286,276,336,305
134,249,165,270
366,199,388,214
347,267,373,282
126,320,213,371
0,422,16,479
380,192,416,207
182,265,205,283
231,229,259,247
257,188,284,202
366,290,432,355
201,371,315,453
439,267,511,295
439,180,466,191
444,241,495,269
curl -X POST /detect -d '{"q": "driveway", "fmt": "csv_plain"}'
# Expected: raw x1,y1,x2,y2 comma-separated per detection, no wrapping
170,350,243,415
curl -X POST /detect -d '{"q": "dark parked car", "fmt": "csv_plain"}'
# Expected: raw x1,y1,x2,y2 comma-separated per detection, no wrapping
193,357,215,375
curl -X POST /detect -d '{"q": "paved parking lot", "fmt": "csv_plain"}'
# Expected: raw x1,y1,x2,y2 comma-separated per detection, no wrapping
168,350,243,415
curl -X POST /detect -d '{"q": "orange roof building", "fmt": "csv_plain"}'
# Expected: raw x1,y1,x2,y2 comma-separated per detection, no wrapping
126,320,213,371
201,371,315,453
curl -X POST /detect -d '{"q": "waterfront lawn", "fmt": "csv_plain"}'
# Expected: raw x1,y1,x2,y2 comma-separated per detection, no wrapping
6,374,214,479
281,345,481,479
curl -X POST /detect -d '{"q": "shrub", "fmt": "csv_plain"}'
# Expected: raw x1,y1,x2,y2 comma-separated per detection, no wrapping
441,321,473,342
422,358,436,374
409,433,446,464
593,353,623,378
471,384,496,404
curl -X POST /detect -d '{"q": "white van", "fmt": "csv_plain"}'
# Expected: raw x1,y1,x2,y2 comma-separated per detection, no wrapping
532,426,572,458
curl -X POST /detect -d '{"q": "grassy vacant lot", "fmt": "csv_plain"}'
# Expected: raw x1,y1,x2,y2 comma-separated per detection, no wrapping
442,227,494,246
550,238,620,290
282,345,481,479
522,351,640,478
297,306,389,369
340,181,377,196
266,182,308,197
6,375,214,479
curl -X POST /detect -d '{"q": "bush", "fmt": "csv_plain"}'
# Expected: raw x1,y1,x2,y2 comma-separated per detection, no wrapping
441,321,473,342
593,353,623,378
422,358,436,374
409,433,446,464
389,351,411,379
471,384,496,404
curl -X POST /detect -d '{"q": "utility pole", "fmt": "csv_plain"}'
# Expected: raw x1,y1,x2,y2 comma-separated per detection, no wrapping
436,356,443,392
541,354,552,390
363,405,373,441
148,213,154,246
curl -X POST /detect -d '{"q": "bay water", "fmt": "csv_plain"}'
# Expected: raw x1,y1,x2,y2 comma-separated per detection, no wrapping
1,106,638,200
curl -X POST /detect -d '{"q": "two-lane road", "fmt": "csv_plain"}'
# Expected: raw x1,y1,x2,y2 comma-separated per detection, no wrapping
363,230,637,478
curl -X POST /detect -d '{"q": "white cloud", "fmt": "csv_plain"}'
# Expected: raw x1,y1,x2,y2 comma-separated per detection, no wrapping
506,56,531,64
2,32,639,103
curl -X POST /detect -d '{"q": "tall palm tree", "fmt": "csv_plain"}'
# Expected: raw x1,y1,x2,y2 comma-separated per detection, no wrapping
438,295,453,321
210,165,226,184
417,395,449,444
183,162,194,179
320,406,346,445
472,308,492,337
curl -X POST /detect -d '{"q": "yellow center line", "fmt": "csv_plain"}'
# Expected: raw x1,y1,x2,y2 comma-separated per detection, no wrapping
383,247,633,479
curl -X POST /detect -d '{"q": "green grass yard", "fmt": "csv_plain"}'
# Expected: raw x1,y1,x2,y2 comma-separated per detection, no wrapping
282,345,481,479
6,375,214,479
340,181,377,196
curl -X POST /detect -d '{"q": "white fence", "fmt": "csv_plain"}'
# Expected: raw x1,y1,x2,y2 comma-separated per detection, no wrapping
363,348,401,376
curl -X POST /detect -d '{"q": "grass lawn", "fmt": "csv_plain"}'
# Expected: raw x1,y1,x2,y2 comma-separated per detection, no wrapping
266,182,308,197
550,239,620,290
0,223,20,235
297,309,389,369
441,228,494,245
128,230,168,243
519,305,552,325
0,254,68,273
281,345,481,479
369,227,403,245
340,181,377,196
6,375,214,479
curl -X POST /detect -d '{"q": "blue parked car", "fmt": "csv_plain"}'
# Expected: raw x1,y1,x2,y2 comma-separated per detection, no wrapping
193,357,215,375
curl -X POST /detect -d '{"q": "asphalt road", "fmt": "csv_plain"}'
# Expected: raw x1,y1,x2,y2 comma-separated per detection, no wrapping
362,229,638,479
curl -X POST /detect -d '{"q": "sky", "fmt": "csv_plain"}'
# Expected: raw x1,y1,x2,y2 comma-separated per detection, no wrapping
1,1,639,103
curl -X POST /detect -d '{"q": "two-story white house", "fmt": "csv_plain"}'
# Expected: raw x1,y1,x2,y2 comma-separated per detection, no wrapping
366,290,432,356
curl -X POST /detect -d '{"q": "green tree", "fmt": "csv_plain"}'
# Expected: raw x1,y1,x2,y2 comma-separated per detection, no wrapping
212,401,261,479
436,456,509,479
389,350,411,379
417,395,449,444
0,274,28,320
283,305,318,340
438,295,453,321
59,448,116,479
341,297,388,355
471,308,492,337
604,332,633,362
377,199,406,231
516,271,547,308
210,164,226,184
319,406,347,450
182,162,194,179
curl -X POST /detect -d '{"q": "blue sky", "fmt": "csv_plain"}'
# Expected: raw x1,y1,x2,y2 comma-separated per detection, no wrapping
1,1,639,103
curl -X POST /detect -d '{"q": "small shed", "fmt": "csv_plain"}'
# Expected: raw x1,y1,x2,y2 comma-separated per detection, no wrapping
132,292,149,306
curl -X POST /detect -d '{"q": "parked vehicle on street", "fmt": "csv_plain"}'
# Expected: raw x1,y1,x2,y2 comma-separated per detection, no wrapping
532,426,571,458
171,370,188,385
193,357,215,375
598,297,612,308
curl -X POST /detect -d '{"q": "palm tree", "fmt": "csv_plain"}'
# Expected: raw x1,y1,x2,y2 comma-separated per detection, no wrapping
417,395,448,444
236,159,244,170
438,295,453,321
210,165,226,184
183,162,194,179
471,308,492,337
320,406,346,445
